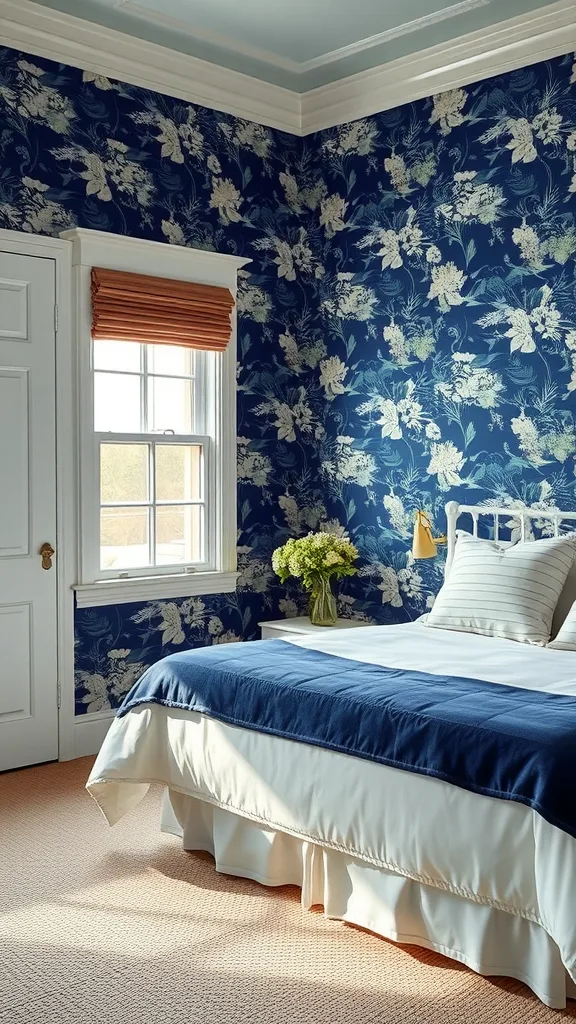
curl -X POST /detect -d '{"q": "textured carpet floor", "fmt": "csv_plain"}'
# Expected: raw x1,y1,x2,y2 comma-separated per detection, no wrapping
1,759,575,1024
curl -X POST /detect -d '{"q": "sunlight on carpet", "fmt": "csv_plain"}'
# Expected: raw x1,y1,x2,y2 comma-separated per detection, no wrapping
1,757,575,1024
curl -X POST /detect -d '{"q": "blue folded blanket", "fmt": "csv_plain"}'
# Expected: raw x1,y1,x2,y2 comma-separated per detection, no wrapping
118,638,576,837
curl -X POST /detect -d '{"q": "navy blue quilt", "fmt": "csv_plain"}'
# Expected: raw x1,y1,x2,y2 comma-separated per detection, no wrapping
118,639,576,837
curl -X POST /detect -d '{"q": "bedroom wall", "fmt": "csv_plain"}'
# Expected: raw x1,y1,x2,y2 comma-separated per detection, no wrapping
0,47,325,714
0,46,575,714
308,52,576,621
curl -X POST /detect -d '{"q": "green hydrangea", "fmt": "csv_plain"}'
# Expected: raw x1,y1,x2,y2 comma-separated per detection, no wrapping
272,531,358,591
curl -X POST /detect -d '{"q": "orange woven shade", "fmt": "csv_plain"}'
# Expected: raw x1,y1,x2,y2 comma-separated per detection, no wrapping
91,268,235,350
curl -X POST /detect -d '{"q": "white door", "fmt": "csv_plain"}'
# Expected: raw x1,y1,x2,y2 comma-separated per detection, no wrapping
0,250,58,771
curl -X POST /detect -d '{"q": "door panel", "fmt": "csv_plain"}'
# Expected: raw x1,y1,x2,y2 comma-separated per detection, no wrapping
0,368,30,556
0,277,29,340
0,604,31,717
0,250,58,771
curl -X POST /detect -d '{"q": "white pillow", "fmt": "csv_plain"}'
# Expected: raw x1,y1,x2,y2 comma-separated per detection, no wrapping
548,600,576,650
451,531,576,637
425,533,576,645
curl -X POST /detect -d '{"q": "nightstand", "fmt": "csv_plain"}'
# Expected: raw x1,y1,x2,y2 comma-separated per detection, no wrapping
258,616,370,640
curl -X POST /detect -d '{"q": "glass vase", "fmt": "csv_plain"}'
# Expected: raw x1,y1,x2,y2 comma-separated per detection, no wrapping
309,577,337,627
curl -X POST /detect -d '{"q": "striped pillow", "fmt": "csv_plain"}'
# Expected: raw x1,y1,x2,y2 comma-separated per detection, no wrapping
426,534,576,645
548,601,576,650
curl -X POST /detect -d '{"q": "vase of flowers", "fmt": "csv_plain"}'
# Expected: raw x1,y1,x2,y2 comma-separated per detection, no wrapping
308,574,338,627
272,531,358,626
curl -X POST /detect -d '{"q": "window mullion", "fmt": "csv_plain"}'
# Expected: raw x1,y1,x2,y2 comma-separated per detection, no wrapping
149,440,156,568
194,350,208,435
204,436,213,570
141,342,149,433
95,435,102,581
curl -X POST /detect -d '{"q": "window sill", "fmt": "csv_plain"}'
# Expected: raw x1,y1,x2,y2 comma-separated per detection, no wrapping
73,570,239,608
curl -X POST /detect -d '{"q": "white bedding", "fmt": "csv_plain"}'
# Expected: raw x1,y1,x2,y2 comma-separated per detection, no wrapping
87,621,576,1004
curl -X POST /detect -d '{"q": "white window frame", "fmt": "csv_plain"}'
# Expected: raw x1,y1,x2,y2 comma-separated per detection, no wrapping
63,228,250,608
92,337,212,580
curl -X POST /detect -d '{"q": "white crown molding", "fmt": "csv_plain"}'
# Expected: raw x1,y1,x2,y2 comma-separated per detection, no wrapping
0,0,301,133
301,0,576,134
1,0,575,137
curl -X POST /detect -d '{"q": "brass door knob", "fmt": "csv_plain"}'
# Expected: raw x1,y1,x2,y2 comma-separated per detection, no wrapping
40,543,55,570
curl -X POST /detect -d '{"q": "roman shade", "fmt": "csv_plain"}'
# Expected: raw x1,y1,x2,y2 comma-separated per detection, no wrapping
91,268,235,351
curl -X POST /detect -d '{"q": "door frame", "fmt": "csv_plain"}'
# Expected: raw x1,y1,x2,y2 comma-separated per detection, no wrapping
0,229,76,762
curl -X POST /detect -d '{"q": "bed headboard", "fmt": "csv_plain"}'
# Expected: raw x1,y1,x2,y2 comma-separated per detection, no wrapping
444,501,576,575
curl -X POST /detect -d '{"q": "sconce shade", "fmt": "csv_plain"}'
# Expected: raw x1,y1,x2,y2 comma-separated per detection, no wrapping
412,511,438,560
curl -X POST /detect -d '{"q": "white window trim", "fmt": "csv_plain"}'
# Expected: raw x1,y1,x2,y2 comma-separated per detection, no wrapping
62,228,250,608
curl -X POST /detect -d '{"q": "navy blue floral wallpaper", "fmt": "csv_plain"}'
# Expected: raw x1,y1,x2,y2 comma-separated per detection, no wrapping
0,46,575,715
310,54,576,621
0,48,323,714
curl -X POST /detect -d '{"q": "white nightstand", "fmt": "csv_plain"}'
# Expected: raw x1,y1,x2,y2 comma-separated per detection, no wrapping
259,616,370,640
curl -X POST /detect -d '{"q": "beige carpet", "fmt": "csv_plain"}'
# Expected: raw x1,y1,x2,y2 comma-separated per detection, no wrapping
1,760,575,1024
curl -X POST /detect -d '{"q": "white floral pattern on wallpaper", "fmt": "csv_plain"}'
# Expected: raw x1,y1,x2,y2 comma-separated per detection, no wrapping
310,60,576,624
0,47,575,713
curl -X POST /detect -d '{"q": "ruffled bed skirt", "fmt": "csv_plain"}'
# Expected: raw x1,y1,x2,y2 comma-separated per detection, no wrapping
162,789,576,1009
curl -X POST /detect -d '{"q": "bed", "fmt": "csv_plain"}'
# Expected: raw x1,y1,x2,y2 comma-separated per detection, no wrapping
87,502,576,1008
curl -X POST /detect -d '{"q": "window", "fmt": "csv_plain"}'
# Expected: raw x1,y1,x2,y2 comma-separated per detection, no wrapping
67,229,249,607
95,340,209,577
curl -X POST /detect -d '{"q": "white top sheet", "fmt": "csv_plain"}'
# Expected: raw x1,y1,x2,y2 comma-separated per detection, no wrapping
283,618,576,693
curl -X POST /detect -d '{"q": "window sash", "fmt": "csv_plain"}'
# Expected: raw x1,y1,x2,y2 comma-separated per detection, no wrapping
93,341,206,436
92,432,213,580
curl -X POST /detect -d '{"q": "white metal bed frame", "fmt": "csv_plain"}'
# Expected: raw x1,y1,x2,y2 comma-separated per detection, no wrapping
445,500,576,575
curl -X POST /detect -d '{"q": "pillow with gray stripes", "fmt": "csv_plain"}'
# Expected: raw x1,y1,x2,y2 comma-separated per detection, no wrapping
548,601,576,650
426,533,576,645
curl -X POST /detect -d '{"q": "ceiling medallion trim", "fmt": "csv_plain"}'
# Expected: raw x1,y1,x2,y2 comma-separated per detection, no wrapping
115,0,491,75
0,0,575,136
299,0,492,72
119,0,301,73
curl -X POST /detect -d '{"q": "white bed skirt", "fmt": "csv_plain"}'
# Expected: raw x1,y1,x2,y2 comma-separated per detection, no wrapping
162,789,576,1010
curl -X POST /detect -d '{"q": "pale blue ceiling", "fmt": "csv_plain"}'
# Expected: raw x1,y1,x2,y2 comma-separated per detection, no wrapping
31,0,562,91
